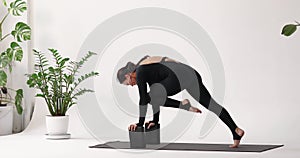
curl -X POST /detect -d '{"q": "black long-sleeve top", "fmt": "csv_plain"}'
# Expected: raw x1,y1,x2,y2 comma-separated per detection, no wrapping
135,63,172,126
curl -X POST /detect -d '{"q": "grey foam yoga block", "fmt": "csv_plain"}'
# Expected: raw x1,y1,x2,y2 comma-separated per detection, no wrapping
128,126,146,148
145,123,160,144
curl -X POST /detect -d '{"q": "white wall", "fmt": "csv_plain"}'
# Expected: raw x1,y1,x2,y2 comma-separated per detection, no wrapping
31,0,300,145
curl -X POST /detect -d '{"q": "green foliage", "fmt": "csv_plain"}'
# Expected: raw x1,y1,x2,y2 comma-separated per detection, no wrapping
0,70,7,86
0,87,22,114
8,0,26,16
15,89,23,114
27,49,99,116
0,51,10,70
0,0,29,114
0,42,23,74
281,21,300,36
11,22,31,42
2,0,7,7
11,41,23,61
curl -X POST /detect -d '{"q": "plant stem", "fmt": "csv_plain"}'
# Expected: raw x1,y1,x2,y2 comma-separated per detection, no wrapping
36,52,55,116
0,33,10,41
51,67,59,115
0,12,9,41
0,12,9,26
60,68,63,115
62,64,78,114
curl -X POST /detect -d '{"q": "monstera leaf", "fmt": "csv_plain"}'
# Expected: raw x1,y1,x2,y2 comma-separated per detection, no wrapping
11,22,31,42
0,70,7,86
10,42,23,61
0,42,23,71
8,0,26,16
0,50,11,69
15,89,23,114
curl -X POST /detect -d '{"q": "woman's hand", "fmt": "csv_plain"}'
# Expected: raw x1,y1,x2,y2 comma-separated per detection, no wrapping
145,121,156,129
128,124,138,131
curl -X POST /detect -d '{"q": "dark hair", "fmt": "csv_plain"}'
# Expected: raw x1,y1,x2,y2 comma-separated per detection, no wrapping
117,62,136,83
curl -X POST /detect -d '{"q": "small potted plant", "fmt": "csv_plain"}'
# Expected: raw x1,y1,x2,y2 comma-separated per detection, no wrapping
26,49,99,139
0,0,31,135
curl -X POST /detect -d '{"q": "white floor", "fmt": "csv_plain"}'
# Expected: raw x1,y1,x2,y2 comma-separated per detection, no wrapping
0,134,298,158
0,99,299,158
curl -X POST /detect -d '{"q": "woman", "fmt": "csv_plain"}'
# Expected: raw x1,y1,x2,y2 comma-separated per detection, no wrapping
117,55,245,148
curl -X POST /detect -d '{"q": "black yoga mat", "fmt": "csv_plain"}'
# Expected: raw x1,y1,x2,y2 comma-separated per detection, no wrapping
89,141,283,152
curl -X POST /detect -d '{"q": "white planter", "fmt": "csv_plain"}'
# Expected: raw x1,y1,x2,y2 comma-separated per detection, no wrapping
0,106,13,136
45,115,69,135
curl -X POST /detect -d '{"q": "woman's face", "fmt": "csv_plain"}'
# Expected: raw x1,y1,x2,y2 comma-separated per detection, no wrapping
122,73,137,86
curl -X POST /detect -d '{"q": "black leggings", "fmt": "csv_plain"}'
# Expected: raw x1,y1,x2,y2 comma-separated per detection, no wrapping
149,70,241,140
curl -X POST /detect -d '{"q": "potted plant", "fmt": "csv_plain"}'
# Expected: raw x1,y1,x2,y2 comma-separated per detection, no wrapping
0,0,31,135
26,49,99,138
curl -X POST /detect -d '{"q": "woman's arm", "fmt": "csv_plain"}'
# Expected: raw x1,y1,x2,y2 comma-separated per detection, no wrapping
136,70,150,126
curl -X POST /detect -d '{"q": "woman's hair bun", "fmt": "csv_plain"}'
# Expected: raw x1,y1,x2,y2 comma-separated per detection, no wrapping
126,62,136,72
117,62,137,83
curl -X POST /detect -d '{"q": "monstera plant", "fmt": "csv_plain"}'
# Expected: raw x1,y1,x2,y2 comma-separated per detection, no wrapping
0,0,31,114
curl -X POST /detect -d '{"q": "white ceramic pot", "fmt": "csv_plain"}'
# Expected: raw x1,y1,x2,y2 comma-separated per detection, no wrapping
46,115,69,135
0,105,13,136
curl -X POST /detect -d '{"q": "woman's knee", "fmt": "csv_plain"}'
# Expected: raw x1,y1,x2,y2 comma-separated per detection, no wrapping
206,99,223,116
149,83,167,106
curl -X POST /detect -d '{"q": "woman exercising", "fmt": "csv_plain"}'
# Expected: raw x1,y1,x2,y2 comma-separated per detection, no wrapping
117,55,245,148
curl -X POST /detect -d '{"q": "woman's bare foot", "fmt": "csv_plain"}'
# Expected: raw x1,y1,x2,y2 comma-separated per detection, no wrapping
182,99,202,113
229,127,245,148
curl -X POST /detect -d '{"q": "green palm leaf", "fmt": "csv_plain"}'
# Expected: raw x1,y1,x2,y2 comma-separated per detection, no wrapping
72,88,94,99
74,71,99,87
11,22,31,42
8,0,27,16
